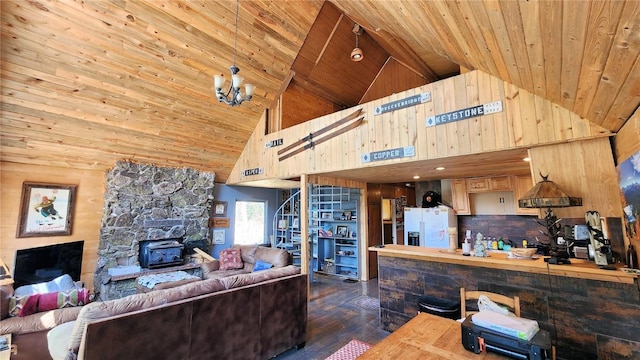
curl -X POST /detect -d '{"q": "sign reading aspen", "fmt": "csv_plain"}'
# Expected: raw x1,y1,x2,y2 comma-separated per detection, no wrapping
374,93,431,115
426,101,503,127
241,168,263,176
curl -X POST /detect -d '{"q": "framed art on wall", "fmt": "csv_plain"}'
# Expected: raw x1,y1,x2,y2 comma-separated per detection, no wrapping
213,229,226,244
16,182,77,238
213,201,227,217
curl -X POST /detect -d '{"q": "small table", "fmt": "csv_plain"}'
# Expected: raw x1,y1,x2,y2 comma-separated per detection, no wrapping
359,313,506,359
0,334,12,360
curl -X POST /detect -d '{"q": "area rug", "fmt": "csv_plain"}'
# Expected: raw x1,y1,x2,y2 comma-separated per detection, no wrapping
325,339,372,360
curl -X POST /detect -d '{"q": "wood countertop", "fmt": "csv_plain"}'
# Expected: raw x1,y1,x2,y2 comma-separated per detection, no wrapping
370,244,638,284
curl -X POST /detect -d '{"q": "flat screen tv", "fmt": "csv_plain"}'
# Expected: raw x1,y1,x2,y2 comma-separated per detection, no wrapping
13,240,84,289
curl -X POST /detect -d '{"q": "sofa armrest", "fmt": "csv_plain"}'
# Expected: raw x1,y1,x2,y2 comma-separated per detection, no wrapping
200,260,220,278
0,306,82,335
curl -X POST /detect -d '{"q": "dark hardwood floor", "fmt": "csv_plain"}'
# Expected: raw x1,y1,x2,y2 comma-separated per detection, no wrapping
274,273,390,360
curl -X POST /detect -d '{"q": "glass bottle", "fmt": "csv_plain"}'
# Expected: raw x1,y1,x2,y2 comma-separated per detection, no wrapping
627,244,638,270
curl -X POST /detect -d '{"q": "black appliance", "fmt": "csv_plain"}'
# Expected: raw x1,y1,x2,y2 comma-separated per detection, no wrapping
139,240,184,269
13,240,84,288
461,315,551,360
407,231,420,246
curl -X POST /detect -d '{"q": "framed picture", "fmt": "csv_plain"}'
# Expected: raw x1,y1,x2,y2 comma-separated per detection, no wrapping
213,229,226,244
213,201,227,217
277,219,288,229
336,225,348,237
17,182,77,238
292,218,299,229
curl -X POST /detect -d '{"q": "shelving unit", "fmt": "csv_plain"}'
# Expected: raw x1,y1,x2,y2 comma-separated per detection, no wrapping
309,185,360,279
274,189,302,267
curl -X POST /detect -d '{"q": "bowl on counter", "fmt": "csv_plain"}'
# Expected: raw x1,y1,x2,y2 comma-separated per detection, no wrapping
509,248,537,258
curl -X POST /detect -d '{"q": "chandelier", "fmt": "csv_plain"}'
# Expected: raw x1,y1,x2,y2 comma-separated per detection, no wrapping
213,0,255,106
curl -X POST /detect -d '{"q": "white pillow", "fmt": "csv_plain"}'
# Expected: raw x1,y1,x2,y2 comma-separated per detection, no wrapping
15,274,76,296
47,321,76,360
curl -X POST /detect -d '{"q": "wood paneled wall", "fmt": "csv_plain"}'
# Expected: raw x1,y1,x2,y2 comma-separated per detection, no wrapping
0,162,104,291
281,81,340,129
228,70,610,185
614,108,639,164
528,137,622,219
359,58,429,105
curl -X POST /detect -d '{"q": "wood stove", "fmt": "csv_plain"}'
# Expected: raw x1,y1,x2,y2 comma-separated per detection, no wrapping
139,239,184,269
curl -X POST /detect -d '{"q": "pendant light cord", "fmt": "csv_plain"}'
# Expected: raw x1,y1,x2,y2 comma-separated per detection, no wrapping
233,0,239,66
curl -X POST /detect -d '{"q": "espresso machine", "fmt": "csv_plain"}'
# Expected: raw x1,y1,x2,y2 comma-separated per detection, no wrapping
585,211,613,266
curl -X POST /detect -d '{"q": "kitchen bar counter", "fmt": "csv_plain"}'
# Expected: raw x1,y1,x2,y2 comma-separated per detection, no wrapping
372,244,640,359
369,244,637,284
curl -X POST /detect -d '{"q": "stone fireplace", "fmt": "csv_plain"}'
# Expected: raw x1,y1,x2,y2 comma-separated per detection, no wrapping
95,161,215,299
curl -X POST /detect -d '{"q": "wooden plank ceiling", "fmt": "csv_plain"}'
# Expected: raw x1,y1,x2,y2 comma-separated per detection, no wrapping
1,1,638,184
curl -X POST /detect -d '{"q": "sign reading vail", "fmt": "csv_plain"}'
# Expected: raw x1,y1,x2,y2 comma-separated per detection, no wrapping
265,138,283,148
375,93,431,115
426,101,503,127
241,168,263,176
362,146,415,163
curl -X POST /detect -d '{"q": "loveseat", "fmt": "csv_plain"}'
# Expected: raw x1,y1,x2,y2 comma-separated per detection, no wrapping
200,244,292,279
1,245,307,360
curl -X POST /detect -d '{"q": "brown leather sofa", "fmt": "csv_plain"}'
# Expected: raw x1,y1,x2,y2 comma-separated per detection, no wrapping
1,245,306,360
73,271,307,360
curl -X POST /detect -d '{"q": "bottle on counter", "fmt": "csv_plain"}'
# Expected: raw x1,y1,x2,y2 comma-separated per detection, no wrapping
627,244,638,270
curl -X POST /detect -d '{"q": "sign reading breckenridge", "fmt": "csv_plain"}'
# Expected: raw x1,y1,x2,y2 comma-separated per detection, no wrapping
241,168,263,176
374,93,431,115
362,146,415,163
425,101,503,127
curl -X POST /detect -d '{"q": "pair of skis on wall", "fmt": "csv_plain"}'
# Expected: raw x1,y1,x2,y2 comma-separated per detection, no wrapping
277,108,364,161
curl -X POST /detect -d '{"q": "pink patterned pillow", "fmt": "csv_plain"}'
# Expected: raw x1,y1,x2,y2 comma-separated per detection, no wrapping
219,248,244,270
38,288,92,312
8,294,40,317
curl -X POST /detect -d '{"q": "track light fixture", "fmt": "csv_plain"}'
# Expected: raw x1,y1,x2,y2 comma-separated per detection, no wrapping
351,23,364,62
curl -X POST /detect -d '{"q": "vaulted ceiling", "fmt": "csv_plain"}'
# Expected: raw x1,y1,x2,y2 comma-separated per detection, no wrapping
1,1,638,184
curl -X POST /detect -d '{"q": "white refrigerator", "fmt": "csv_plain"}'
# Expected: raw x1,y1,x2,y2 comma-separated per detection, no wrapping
403,206,457,249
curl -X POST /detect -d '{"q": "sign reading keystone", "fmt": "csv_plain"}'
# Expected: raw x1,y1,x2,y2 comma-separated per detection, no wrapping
241,168,263,176
374,93,431,115
425,101,503,127
362,146,415,163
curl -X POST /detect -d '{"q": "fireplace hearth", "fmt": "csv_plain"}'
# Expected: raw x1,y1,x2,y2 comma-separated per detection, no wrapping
96,161,215,300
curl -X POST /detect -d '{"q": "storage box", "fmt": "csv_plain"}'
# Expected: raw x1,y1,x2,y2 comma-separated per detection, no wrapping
471,310,539,340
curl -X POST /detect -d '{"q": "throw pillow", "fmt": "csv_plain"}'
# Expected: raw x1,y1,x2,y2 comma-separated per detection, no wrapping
39,288,92,312
253,260,273,272
8,294,40,317
219,248,244,270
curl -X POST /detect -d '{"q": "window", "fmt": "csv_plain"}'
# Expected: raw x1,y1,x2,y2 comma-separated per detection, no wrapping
234,201,266,245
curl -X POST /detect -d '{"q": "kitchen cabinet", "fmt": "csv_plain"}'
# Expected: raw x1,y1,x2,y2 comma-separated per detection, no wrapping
451,175,537,216
309,185,360,279
466,176,512,193
513,175,540,216
451,179,471,215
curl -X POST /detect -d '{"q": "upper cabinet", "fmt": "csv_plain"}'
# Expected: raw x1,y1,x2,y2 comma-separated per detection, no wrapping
451,175,538,216
467,176,512,192
513,175,540,216
451,179,471,215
